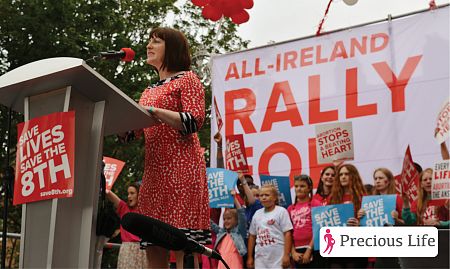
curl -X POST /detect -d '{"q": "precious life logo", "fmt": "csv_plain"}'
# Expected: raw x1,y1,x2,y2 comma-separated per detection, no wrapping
320,227,438,257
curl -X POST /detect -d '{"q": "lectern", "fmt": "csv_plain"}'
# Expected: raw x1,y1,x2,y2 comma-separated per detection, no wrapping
0,58,155,268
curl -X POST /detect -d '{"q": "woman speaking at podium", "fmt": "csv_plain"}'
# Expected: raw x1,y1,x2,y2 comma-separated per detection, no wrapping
138,27,210,268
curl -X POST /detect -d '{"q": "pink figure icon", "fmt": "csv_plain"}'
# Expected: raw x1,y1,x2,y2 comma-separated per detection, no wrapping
323,229,336,254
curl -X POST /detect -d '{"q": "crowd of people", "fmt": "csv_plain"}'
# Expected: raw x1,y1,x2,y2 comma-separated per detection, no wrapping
107,26,449,269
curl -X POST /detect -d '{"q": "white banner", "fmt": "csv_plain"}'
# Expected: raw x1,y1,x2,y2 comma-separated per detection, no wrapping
211,7,450,187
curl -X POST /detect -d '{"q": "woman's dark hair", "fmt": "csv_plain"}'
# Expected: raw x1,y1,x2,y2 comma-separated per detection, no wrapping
316,165,335,197
293,174,313,203
128,182,140,194
149,27,191,72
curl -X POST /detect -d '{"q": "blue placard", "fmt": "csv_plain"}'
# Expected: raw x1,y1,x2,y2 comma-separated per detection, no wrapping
207,168,238,208
311,204,354,250
260,174,292,208
360,195,396,226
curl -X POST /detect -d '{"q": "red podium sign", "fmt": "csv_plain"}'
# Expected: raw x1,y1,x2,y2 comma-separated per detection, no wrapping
14,111,75,205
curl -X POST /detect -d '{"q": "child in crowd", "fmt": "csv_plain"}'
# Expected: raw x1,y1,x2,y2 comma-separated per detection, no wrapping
247,184,293,269
210,190,247,269
106,183,148,269
312,166,335,206
402,168,450,227
288,175,316,268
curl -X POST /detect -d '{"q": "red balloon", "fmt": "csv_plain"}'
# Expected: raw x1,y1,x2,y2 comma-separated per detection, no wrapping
231,9,249,24
222,0,243,17
240,0,254,9
210,0,225,11
192,0,210,7
202,4,223,21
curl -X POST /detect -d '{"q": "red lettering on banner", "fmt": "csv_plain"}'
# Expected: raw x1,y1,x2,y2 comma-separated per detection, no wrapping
370,33,389,53
346,68,378,118
350,36,367,57
223,32,390,81
261,81,303,132
276,54,281,72
258,142,302,187
225,88,257,136
316,45,328,64
225,62,239,81
284,51,298,70
242,60,252,78
308,75,338,124
255,58,266,76
245,146,254,175
300,47,314,67
372,55,422,112
330,41,348,62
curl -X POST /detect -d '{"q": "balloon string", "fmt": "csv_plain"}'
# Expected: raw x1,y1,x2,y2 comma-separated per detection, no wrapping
316,0,333,36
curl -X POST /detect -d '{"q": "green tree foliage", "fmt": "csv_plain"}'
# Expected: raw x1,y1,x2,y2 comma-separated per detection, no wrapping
0,0,247,267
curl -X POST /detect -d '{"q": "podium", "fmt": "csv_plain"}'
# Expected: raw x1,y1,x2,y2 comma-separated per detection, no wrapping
0,58,155,268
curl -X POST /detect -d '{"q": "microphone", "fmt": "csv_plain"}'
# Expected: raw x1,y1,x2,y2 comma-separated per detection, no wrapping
121,212,186,251
121,213,221,260
99,48,135,62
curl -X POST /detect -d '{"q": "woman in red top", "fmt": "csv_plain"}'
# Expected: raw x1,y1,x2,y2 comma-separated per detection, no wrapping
328,164,368,268
329,164,367,224
138,27,210,268
312,165,335,206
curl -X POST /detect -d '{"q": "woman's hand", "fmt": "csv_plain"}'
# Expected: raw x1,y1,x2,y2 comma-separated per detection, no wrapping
347,217,360,226
281,253,291,268
357,208,366,219
291,249,302,263
246,256,254,269
302,248,312,264
214,132,222,144
424,218,441,226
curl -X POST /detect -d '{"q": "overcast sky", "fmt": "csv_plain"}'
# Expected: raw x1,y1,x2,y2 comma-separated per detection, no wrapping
237,0,450,48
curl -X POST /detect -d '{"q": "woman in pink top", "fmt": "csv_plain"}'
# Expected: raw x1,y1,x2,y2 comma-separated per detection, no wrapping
106,183,148,269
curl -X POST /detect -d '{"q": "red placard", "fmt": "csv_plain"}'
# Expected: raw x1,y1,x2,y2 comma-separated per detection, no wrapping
14,111,75,205
213,96,223,131
225,134,249,172
399,146,419,205
103,156,125,191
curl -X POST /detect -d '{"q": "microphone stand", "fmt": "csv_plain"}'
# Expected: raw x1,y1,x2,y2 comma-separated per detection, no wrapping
1,107,14,269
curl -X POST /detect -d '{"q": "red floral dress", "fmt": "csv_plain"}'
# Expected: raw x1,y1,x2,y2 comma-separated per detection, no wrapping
138,71,210,233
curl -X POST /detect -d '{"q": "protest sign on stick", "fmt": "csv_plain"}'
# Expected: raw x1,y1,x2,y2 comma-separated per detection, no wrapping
14,111,75,205
311,204,354,250
430,160,450,206
360,195,396,226
207,168,238,208
315,122,354,164
260,175,292,208
435,100,450,144
225,134,249,172
103,156,125,190
399,146,419,205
